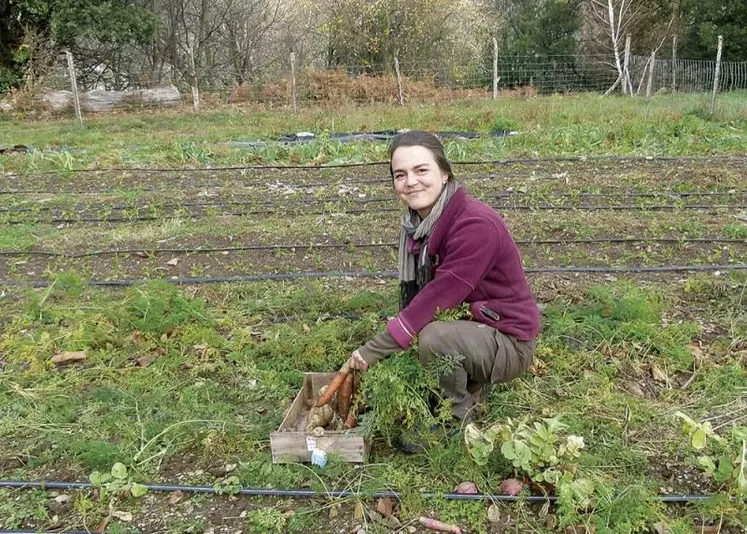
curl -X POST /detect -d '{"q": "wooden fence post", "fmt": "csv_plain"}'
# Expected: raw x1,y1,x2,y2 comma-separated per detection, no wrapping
394,57,404,106
492,37,499,99
671,35,677,92
65,51,83,126
290,51,298,113
623,34,631,95
646,50,656,98
711,35,723,113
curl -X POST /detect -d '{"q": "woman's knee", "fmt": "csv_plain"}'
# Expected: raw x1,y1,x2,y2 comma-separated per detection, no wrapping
417,322,445,363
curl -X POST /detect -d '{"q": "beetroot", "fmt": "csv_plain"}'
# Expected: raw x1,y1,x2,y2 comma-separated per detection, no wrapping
499,478,525,496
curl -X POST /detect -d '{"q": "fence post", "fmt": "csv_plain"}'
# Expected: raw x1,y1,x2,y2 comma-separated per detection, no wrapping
646,50,656,98
290,51,298,113
671,35,677,92
394,57,404,106
492,37,498,99
65,51,83,127
623,34,631,95
711,35,723,113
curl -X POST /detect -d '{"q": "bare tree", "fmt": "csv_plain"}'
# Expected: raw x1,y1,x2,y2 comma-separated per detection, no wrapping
587,0,645,94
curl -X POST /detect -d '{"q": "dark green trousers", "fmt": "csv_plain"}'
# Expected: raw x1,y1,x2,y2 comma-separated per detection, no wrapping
417,320,535,420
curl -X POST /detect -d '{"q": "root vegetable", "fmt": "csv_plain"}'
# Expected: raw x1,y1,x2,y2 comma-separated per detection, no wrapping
315,361,350,407
344,410,357,429
306,403,334,431
418,517,462,534
499,478,525,496
338,373,354,420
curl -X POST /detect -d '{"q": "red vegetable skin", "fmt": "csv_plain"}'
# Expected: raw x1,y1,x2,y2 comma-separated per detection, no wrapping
315,361,351,407
338,372,354,419
418,517,462,534
499,478,525,496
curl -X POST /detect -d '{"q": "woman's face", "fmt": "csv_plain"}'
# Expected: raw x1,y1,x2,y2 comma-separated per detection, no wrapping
391,145,449,218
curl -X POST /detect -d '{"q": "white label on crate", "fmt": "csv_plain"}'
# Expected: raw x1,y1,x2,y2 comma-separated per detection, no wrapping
306,436,316,451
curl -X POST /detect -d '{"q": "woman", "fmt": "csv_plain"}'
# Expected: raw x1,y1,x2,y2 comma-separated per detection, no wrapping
346,130,540,426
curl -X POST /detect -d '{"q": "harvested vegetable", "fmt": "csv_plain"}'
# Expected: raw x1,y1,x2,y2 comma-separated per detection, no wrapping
315,361,350,407
499,478,525,496
306,403,334,432
344,410,357,429
338,373,354,420
418,517,462,533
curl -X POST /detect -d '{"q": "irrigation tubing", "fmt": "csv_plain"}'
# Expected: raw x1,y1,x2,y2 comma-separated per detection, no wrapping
5,203,746,225
0,479,725,505
2,265,746,288
3,154,747,176
3,190,745,214
1,238,744,259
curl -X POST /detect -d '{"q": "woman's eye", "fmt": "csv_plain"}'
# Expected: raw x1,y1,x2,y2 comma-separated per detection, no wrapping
418,168,427,174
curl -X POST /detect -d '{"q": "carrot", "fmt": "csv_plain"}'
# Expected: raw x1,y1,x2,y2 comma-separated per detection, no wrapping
315,361,350,407
344,410,357,429
338,372,354,420
418,517,462,534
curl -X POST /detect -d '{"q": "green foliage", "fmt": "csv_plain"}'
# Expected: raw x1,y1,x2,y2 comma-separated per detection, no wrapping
109,281,211,335
676,412,747,494
542,283,700,369
244,507,290,533
591,485,664,533
89,462,148,500
680,0,747,60
358,351,447,441
465,416,595,518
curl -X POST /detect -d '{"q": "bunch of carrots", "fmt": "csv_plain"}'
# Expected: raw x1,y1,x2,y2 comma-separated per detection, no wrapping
315,361,359,429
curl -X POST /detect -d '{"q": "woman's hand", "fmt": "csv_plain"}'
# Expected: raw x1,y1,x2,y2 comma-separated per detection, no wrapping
346,350,369,372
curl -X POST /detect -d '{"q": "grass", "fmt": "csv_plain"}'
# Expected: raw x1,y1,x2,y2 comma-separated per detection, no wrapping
1,272,747,531
1,94,747,531
1,92,746,173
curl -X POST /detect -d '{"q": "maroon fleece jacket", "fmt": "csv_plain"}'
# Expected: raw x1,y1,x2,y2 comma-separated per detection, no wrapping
359,187,540,362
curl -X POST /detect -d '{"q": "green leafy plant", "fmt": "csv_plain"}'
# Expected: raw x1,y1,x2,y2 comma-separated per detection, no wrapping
465,416,595,515
89,463,148,500
675,412,747,494
213,475,242,495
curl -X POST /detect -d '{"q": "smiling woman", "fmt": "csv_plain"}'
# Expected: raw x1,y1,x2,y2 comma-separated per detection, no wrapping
338,131,541,451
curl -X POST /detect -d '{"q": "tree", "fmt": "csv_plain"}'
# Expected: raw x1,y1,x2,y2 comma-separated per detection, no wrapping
680,0,747,60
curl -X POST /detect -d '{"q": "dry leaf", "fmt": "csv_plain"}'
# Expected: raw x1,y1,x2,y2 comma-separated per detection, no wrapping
167,490,184,505
136,354,157,367
132,251,149,258
112,510,133,522
328,504,339,519
689,343,706,367
623,381,646,398
487,504,501,523
51,351,86,365
376,497,394,517
650,364,667,383
653,522,671,534
166,257,179,266
302,323,311,333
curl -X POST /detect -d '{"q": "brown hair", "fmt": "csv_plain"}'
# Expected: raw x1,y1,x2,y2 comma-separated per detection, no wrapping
388,130,453,181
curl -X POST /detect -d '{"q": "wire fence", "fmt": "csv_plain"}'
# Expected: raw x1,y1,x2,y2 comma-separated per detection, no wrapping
18,47,747,117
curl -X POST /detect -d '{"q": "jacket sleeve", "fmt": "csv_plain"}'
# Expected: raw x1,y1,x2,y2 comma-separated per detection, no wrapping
386,218,502,349
356,330,402,366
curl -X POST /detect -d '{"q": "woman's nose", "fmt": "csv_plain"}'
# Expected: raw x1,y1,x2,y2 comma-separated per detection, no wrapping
405,172,418,186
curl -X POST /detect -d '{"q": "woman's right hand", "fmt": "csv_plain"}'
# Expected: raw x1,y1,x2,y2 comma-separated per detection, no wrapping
346,350,369,372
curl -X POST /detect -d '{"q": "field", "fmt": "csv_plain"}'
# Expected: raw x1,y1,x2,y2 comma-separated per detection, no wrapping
1,93,747,533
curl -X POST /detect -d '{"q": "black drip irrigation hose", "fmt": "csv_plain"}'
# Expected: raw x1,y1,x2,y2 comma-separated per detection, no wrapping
3,190,746,214
0,479,723,504
3,154,747,176
1,237,744,259
1,265,745,288
5,203,746,225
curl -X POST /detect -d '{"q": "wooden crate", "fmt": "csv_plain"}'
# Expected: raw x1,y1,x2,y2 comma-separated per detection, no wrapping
270,372,370,464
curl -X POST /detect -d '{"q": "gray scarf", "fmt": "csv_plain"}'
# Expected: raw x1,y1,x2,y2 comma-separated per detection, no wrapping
398,180,458,309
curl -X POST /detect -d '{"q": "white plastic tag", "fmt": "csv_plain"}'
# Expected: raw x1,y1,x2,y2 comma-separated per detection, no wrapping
306,436,317,451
